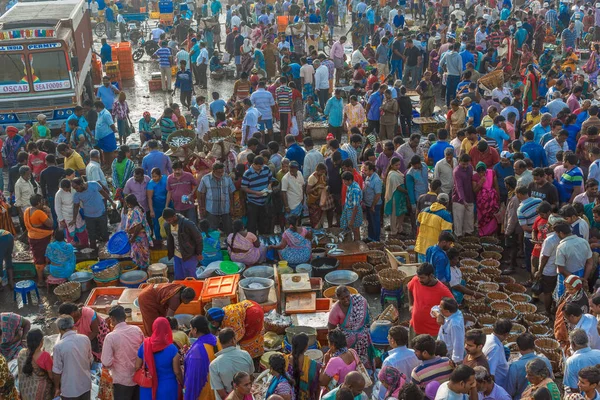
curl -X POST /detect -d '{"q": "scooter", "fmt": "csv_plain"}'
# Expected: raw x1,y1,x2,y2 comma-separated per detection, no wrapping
132,37,159,61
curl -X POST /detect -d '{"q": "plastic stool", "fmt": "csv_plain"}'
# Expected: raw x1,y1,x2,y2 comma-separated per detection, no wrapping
13,280,40,305
380,287,403,306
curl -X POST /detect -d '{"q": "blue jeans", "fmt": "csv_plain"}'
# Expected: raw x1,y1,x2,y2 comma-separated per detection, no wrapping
446,74,460,107
390,59,403,80
366,204,381,241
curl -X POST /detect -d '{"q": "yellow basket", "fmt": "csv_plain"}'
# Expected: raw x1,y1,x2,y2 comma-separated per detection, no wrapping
150,11,160,19
150,249,168,264
76,260,98,273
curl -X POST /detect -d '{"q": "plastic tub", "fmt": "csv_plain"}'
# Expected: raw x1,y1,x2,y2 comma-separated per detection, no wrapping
243,265,275,279
239,277,275,304
310,257,339,278
295,264,312,277
120,270,148,288
323,286,358,300
324,270,359,287
107,231,131,255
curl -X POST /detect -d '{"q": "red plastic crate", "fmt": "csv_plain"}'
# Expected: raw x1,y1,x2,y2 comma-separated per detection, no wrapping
173,277,204,315
333,253,368,270
149,80,162,91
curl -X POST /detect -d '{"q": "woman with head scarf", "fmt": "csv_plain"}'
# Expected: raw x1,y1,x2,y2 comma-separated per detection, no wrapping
240,38,254,75
32,114,50,142
112,91,131,146
472,161,500,236
135,317,182,400
0,313,30,361
206,300,265,359
184,316,217,400
1,126,25,168
378,365,407,399
554,275,589,356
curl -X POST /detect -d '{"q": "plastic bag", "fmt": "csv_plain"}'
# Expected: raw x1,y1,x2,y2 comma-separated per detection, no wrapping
222,52,231,63
290,116,299,136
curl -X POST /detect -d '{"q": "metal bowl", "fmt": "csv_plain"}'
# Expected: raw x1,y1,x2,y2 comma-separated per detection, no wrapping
243,265,275,279
69,272,94,292
324,270,359,287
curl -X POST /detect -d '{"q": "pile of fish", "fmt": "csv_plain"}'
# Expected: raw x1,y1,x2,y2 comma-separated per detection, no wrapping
258,235,282,247
168,136,193,147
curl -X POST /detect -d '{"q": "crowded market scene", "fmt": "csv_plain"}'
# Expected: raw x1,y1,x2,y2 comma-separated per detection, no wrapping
7,0,600,397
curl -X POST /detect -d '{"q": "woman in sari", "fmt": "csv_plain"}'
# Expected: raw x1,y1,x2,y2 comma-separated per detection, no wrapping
523,64,539,112
0,197,15,236
207,300,265,359
17,329,53,400
45,229,76,280
585,43,600,86
554,275,589,356
2,126,25,168
533,22,547,56
384,157,409,237
184,315,217,400
306,163,334,228
226,372,253,400
562,47,578,72
289,82,304,138
521,358,560,400
266,353,295,400
0,313,30,361
340,171,363,241
55,179,88,247
472,162,500,236
228,101,246,129
0,354,17,400
417,71,435,117
147,167,168,242
327,286,373,368
24,194,53,287
136,318,182,400
378,365,406,399
111,146,135,202
231,165,247,221
240,39,254,77
138,283,196,335
269,216,312,264
288,333,321,400
519,45,536,74
227,219,267,265
58,303,110,360
445,99,467,139
124,194,152,269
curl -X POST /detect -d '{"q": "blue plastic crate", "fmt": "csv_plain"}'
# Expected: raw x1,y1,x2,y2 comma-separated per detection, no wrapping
159,1,173,12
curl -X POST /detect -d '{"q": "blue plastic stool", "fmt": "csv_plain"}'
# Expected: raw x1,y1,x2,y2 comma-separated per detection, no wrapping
380,287,403,306
13,280,40,305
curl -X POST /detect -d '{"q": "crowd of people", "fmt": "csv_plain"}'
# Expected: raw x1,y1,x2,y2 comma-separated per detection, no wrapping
3,0,600,397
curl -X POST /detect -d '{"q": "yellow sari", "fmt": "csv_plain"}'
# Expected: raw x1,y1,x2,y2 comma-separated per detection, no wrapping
223,300,265,358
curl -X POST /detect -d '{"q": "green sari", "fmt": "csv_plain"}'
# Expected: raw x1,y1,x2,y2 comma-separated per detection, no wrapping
384,170,408,217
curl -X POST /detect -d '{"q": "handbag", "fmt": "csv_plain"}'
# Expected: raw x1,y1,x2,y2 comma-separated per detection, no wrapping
349,349,373,387
133,351,153,388
108,208,121,224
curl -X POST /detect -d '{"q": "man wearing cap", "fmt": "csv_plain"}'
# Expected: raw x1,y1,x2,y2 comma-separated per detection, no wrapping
415,193,452,262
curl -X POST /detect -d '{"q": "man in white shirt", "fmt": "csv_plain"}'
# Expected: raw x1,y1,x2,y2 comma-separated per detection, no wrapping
176,47,191,70
351,47,368,68
435,365,477,400
313,59,330,110
483,319,512,390
433,148,457,195
299,59,314,91
86,150,108,188
475,24,488,50
302,137,324,179
281,161,305,217
437,297,465,363
89,0,99,17
151,25,166,42
564,303,600,350
231,12,241,29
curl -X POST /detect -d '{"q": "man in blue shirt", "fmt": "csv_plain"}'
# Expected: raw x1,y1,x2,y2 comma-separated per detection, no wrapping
189,38,201,85
209,92,227,118
515,21,528,48
366,83,384,137
284,134,306,169
99,38,112,65
324,89,344,141
105,5,115,39
250,81,276,137
464,97,482,128
521,130,548,167
142,140,173,176
506,333,553,399
362,161,383,241
96,76,119,112
72,177,115,250
173,60,194,109
428,129,453,165
561,22,577,52
283,62,301,89
532,113,552,143
93,100,118,166
425,231,454,283
241,156,273,234
564,329,600,392
486,115,510,150
459,45,474,71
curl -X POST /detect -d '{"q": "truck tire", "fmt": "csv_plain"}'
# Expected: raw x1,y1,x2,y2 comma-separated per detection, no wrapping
94,22,106,37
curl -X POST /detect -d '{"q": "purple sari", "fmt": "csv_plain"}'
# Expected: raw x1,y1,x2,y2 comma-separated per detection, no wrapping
474,169,499,236
183,333,217,400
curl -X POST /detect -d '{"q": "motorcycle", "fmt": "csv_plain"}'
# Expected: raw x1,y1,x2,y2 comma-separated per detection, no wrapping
132,37,160,62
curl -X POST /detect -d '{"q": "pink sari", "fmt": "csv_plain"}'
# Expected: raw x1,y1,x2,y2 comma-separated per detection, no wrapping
227,232,267,265
75,307,109,360
473,169,499,236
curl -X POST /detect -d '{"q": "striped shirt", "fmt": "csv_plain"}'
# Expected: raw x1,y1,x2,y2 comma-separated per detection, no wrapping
411,356,453,389
154,47,172,68
545,9,558,31
559,166,584,203
241,165,273,205
517,197,542,239
275,85,293,114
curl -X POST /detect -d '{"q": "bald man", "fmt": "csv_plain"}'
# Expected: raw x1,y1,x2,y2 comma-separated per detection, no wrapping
321,371,368,400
